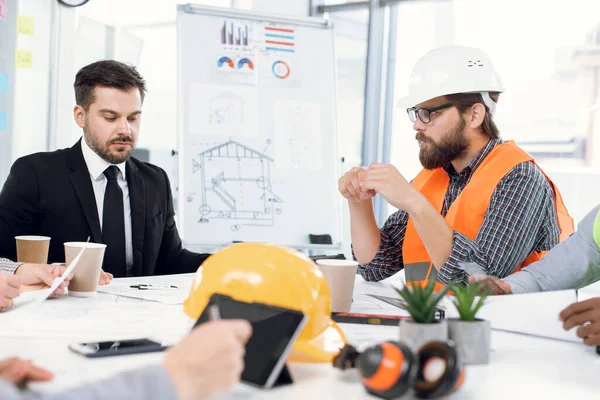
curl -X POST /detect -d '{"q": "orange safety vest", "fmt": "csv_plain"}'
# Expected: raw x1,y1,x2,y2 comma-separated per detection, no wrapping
403,141,574,291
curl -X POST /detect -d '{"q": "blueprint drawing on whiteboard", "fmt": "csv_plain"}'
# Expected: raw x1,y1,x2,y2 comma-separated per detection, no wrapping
187,140,283,231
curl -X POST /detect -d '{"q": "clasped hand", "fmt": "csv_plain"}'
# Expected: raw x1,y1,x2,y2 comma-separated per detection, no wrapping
338,163,419,210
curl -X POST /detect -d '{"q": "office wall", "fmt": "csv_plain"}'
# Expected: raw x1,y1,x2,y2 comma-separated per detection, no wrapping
0,0,18,184
0,0,53,183
12,0,53,159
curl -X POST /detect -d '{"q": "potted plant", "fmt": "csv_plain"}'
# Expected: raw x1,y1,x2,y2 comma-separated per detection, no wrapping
447,282,491,365
395,280,450,352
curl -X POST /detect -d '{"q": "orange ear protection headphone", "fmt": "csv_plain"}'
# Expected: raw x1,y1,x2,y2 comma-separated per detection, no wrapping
333,340,465,399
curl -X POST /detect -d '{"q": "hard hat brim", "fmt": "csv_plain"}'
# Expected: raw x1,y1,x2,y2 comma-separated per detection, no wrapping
397,95,416,110
397,88,505,110
288,321,347,363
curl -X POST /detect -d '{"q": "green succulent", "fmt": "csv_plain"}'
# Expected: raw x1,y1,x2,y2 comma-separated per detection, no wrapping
394,280,450,323
451,282,490,322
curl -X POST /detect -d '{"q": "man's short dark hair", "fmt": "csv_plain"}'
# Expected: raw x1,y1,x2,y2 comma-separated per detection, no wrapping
446,92,501,139
74,60,147,111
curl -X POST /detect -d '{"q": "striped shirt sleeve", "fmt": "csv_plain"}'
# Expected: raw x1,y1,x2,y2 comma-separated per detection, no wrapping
355,210,409,281
0,258,22,274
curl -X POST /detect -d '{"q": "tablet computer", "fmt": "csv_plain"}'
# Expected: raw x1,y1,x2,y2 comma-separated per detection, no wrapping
194,293,307,389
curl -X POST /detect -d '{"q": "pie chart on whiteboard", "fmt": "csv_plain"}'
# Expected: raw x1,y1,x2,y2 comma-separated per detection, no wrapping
217,56,235,69
238,58,255,70
272,61,290,79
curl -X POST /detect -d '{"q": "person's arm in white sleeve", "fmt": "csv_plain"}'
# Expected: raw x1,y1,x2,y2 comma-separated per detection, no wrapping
468,205,600,295
0,365,177,400
0,319,252,400
502,205,600,294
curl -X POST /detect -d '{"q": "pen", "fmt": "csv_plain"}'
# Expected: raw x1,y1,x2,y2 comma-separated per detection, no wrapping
130,284,178,290
16,379,28,391
208,303,221,321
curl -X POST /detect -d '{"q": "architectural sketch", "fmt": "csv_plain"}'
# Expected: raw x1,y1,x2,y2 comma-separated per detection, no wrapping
189,140,283,228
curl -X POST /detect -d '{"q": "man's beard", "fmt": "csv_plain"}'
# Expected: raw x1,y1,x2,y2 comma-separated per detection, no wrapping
84,127,135,164
416,118,468,170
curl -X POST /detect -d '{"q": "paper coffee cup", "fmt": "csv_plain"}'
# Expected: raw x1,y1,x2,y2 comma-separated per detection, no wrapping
65,242,106,297
15,236,51,264
316,259,359,313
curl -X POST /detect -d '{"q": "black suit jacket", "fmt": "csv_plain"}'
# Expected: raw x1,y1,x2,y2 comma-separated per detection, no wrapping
0,140,209,277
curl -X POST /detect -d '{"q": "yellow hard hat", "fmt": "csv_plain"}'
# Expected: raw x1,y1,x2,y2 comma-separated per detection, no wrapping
183,242,347,363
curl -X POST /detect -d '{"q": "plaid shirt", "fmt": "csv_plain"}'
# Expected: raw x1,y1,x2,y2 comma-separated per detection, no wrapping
0,258,21,274
357,139,560,285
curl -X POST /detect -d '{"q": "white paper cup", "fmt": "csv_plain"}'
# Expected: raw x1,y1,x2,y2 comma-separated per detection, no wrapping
65,242,106,297
316,259,359,312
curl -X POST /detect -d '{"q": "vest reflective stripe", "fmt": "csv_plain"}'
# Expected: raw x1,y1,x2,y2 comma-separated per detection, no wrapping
404,262,447,291
403,141,574,290
593,210,600,250
404,262,436,282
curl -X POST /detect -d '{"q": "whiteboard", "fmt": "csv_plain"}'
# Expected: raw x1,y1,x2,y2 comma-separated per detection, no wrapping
177,4,341,248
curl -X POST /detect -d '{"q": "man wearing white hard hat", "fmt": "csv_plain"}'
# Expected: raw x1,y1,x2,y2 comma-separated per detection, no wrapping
338,45,574,288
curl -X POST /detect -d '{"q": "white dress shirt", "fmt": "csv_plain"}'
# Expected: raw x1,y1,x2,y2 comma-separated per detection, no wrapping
81,140,134,269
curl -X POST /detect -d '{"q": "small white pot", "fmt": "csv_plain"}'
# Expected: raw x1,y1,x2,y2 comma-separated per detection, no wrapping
398,318,448,352
447,318,491,365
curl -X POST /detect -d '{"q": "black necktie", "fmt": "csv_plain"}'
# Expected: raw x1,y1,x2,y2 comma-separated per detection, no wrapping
102,166,126,277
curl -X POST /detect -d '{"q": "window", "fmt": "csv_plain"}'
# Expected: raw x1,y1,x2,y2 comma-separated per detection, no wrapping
328,9,369,166
322,7,369,257
452,0,600,167
389,0,600,222
389,1,443,216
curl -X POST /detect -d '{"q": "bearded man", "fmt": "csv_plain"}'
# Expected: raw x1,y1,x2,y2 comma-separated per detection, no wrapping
338,46,573,288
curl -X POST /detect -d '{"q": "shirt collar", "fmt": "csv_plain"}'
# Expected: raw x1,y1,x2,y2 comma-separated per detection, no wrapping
444,138,503,177
81,138,127,181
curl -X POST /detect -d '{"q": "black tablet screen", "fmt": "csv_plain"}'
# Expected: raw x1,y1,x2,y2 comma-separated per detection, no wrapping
194,294,305,387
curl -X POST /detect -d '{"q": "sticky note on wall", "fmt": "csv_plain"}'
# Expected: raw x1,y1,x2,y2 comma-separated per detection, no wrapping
15,50,32,69
0,110,7,131
17,16,34,35
0,0,7,21
0,74,8,94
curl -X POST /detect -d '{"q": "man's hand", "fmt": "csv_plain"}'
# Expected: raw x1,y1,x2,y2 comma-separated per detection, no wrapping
559,297,600,346
99,270,113,286
468,275,512,295
163,320,252,400
0,357,54,384
361,163,421,211
16,264,71,299
0,274,21,311
338,167,376,203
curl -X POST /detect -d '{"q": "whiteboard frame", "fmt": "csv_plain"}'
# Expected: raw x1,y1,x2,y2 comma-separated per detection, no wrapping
176,3,342,251
179,3,332,29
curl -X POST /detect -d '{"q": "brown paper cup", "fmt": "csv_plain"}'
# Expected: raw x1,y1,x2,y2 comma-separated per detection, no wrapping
316,259,359,312
15,236,51,264
65,242,106,297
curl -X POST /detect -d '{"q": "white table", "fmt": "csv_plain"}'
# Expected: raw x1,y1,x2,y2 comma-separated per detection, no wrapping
1,274,599,399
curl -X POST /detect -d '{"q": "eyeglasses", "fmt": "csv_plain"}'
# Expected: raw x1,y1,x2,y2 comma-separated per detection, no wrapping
407,103,454,124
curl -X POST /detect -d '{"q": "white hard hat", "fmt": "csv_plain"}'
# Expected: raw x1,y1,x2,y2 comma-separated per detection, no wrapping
397,45,505,111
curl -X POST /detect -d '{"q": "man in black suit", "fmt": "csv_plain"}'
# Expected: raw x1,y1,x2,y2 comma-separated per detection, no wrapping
0,60,210,277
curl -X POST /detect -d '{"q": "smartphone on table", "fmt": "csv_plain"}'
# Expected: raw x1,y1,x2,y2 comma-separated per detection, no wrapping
68,338,169,358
